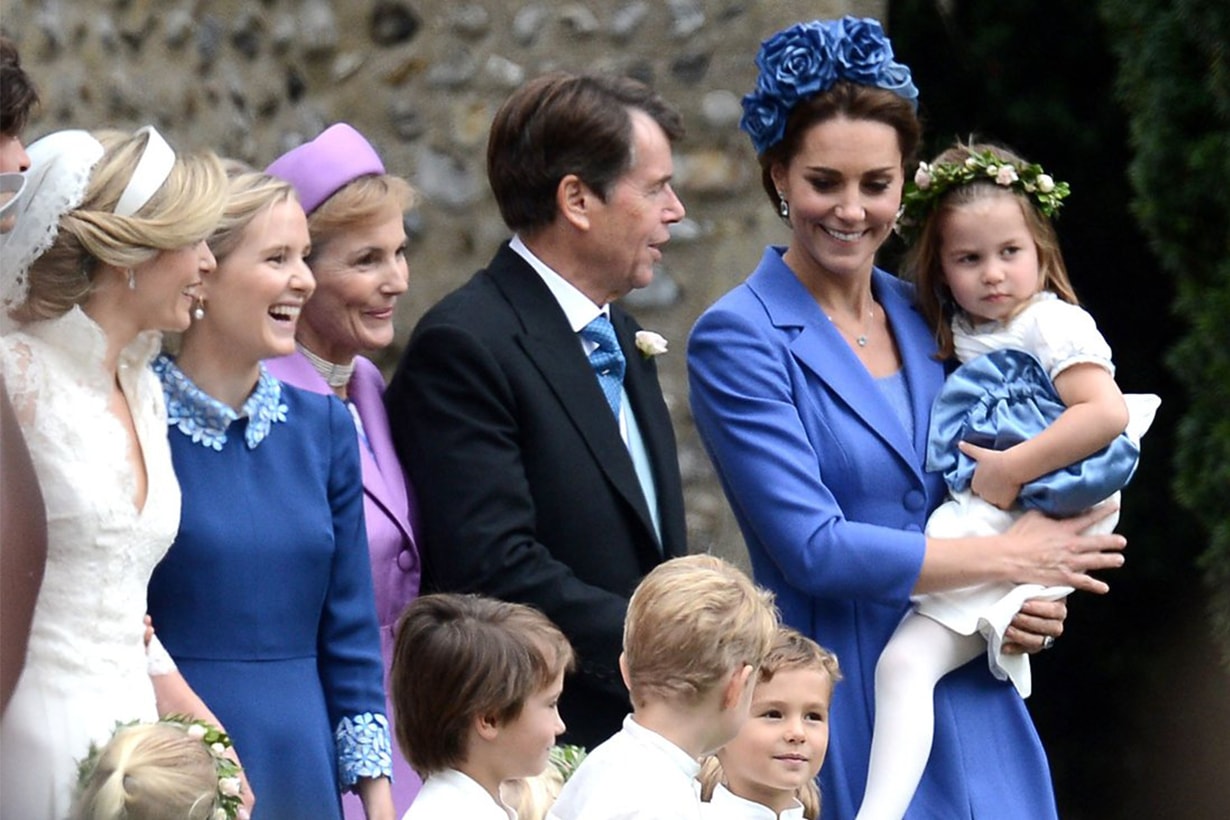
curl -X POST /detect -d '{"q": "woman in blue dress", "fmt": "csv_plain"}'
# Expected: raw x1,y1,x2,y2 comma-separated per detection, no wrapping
687,18,1128,819
147,169,395,819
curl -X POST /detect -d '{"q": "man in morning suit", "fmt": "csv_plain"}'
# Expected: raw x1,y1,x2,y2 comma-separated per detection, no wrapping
385,71,689,749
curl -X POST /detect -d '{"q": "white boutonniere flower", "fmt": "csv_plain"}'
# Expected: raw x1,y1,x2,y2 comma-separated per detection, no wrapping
635,330,669,359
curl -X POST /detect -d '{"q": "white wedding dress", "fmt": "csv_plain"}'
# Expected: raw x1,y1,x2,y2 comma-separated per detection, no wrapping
0,307,180,818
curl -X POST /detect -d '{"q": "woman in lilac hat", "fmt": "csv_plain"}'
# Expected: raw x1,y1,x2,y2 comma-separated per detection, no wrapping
265,123,423,816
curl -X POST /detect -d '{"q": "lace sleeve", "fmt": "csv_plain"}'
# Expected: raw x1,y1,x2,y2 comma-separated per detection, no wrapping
335,712,393,790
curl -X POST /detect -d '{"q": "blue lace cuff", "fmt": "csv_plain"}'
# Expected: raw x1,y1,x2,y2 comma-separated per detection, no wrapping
335,712,393,790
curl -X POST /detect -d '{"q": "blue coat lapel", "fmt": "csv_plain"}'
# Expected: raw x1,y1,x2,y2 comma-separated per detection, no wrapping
747,252,940,481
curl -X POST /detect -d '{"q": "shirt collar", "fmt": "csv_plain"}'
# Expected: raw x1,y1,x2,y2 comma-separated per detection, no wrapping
621,714,703,779
509,234,607,332
155,355,287,451
710,783,805,819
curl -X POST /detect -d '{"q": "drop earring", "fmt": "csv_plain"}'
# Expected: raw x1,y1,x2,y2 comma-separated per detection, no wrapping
777,192,790,219
126,268,136,290
192,296,206,321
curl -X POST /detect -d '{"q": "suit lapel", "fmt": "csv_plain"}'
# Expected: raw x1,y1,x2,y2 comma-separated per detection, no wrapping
487,247,661,546
749,253,930,479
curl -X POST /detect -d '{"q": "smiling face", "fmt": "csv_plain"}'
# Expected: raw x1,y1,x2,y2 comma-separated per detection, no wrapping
939,192,1043,324
717,667,834,815
129,240,216,333
297,204,408,362
490,668,567,782
200,197,314,364
771,115,903,283
579,108,685,305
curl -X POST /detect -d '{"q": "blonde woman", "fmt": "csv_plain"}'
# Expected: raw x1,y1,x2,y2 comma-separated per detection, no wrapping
0,126,227,817
146,170,394,819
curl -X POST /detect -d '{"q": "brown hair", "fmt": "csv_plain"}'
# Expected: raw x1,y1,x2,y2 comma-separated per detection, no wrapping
0,35,39,136
903,140,1078,359
758,81,922,217
486,71,684,233
699,627,841,819
390,593,574,777
623,554,777,707
70,723,221,820
14,128,227,322
306,173,417,261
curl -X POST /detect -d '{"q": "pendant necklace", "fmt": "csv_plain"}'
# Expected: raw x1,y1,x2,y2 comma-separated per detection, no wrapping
826,306,876,347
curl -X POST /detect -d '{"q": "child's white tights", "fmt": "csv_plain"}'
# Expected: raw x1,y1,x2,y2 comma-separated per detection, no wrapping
855,612,983,820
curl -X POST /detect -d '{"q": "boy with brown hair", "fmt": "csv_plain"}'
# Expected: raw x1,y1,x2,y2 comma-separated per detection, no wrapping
549,554,778,820
391,593,574,819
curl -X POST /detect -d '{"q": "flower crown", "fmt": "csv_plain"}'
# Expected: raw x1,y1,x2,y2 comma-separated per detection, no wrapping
896,149,1071,243
75,715,245,820
740,16,919,155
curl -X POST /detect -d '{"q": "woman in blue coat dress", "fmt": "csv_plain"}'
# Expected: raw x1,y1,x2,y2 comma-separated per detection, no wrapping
147,170,395,819
687,18,1127,819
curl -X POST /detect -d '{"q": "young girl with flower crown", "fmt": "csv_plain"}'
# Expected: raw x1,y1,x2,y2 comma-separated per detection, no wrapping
71,717,246,820
854,141,1160,820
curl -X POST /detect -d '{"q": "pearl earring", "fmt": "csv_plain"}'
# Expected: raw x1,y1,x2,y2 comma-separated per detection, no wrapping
126,268,136,290
192,296,206,321
777,193,789,219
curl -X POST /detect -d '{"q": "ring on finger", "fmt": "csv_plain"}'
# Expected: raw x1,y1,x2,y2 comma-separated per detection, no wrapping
1041,635,1055,650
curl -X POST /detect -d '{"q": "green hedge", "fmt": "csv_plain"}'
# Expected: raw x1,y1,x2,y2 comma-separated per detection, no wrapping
1100,0,1230,662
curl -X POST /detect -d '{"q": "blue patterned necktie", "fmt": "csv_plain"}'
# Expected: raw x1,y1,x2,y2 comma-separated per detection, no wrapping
580,313,626,420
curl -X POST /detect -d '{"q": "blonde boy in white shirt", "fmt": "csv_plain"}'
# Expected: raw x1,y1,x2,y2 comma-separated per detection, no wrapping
549,554,778,820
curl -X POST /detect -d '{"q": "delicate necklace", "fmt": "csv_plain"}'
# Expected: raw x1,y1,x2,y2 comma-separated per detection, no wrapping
825,306,876,347
298,343,355,389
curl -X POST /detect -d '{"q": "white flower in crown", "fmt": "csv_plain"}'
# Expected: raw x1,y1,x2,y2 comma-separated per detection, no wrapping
187,723,208,740
635,330,669,359
219,777,243,798
995,165,1019,186
914,162,933,190
1036,173,1055,193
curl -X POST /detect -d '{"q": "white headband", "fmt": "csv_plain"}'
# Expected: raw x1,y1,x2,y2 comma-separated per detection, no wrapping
113,125,176,217
0,129,105,333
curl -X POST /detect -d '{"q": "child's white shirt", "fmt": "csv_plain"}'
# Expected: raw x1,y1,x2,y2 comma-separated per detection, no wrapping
703,783,805,819
548,714,703,820
401,768,517,820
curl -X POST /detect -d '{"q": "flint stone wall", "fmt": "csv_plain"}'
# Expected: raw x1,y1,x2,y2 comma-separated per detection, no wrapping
5,0,887,567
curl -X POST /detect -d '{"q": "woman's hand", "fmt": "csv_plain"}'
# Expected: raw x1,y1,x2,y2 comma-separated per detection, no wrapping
1004,506,1126,593
1003,596,1066,655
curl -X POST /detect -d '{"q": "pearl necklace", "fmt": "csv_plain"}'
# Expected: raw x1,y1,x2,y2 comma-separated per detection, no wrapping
298,343,355,389
825,306,876,347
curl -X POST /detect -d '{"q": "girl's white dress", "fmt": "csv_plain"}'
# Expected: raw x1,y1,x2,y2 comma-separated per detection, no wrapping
914,292,1159,696
0,307,179,817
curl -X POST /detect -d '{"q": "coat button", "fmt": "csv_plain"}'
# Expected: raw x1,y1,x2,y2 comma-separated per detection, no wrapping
396,550,416,571
904,490,925,512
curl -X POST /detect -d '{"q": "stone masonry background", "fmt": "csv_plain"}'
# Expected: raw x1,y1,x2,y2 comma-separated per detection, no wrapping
3,0,886,568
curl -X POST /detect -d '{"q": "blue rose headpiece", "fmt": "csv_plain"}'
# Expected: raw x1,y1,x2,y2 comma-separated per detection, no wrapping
740,16,919,155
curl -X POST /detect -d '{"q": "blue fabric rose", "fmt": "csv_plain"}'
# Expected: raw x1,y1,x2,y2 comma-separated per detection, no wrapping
754,22,836,104
877,60,919,109
740,15,920,155
831,17,895,84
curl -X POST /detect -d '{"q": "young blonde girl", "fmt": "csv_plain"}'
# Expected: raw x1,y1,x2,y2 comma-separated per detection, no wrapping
700,627,841,820
856,141,1159,819
71,717,244,820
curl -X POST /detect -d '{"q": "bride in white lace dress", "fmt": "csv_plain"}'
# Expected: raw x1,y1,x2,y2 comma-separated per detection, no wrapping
0,127,226,817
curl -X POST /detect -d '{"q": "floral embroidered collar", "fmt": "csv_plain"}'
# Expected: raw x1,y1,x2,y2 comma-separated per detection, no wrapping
154,354,288,451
